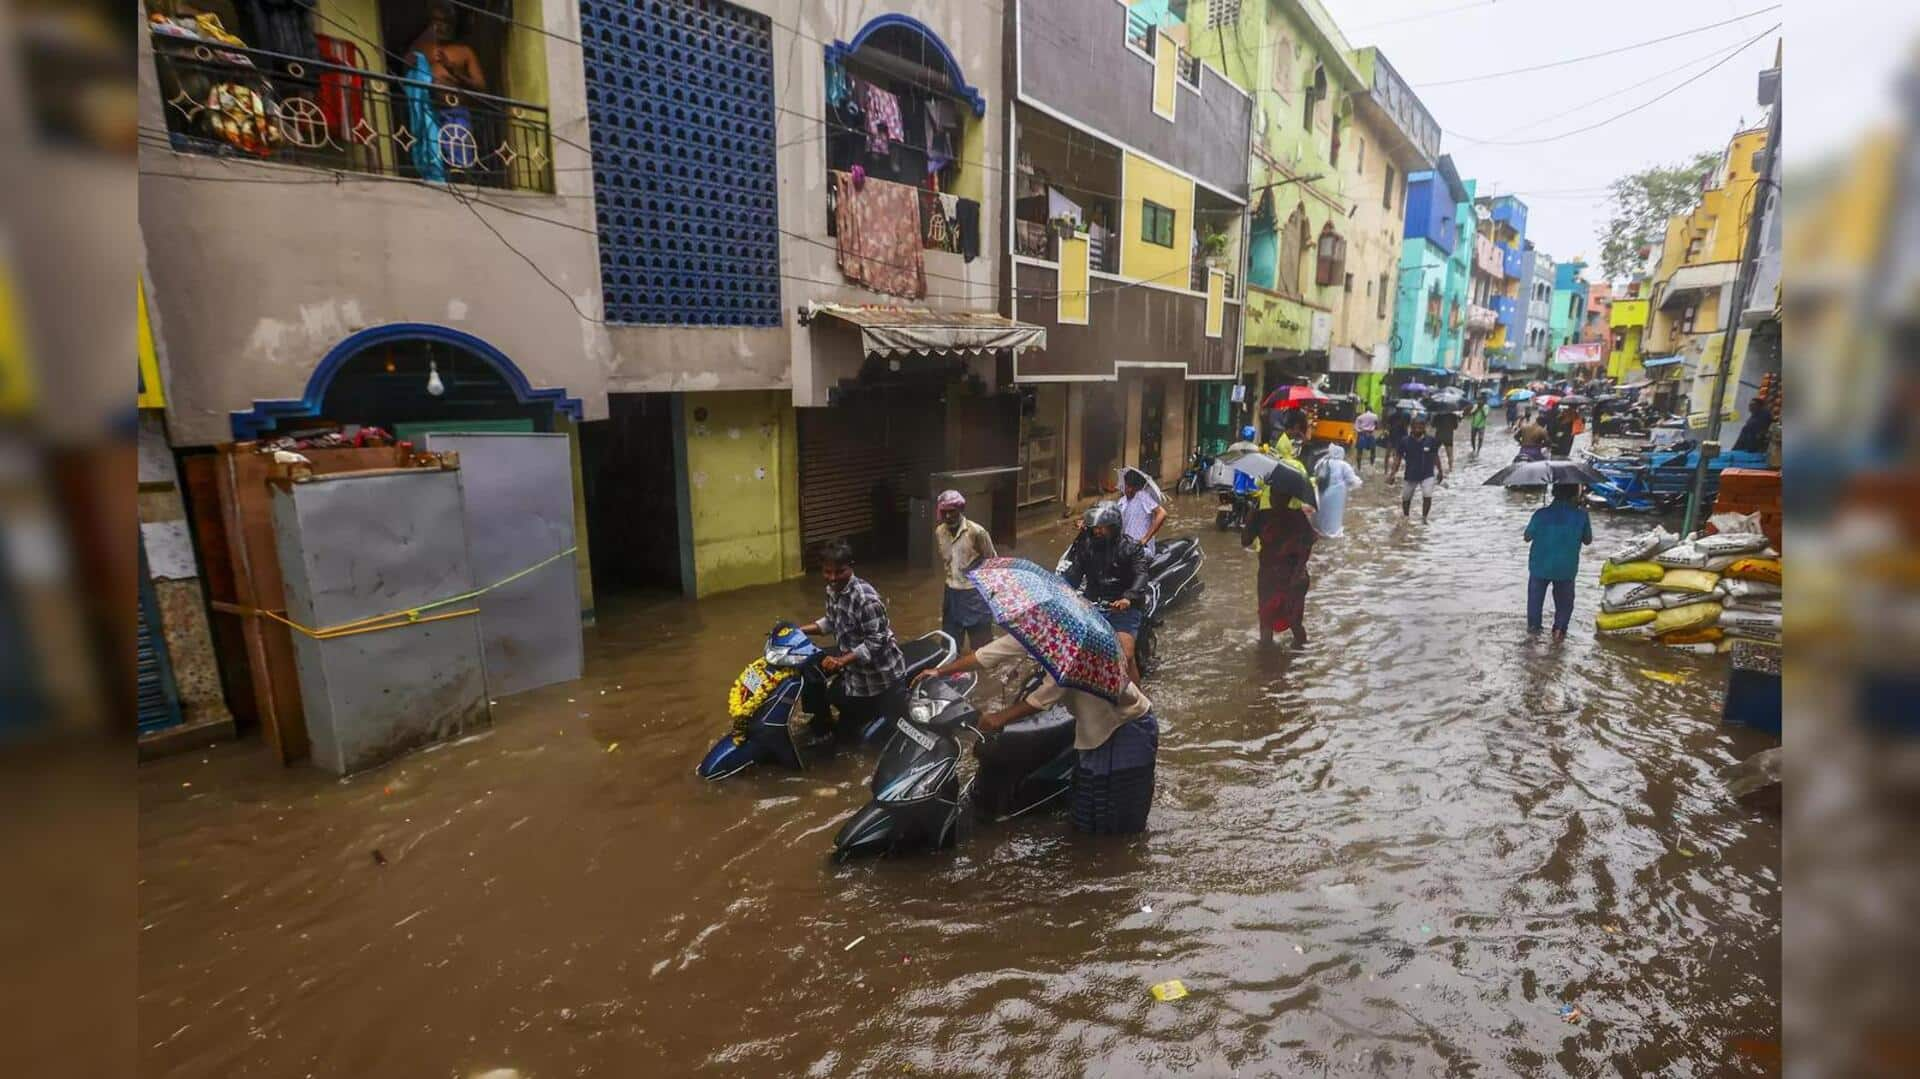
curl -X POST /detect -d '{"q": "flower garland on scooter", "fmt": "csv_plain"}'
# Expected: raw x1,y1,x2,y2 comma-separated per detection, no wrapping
728,659,795,722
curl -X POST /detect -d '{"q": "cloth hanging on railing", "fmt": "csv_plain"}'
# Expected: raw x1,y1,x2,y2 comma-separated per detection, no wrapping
834,170,925,299
403,52,446,183
313,34,366,139
955,197,981,262
861,81,903,156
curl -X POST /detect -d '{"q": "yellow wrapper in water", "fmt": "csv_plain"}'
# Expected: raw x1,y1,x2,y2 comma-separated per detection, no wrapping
1150,979,1189,1001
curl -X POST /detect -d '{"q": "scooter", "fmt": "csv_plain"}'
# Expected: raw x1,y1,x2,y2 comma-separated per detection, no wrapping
1055,516,1203,611
695,624,958,781
830,669,1077,860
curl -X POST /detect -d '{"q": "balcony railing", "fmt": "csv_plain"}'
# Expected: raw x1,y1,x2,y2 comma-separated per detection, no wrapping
1177,50,1201,87
1125,9,1157,54
1190,260,1237,296
1016,221,1058,261
1466,304,1498,331
150,34,554,193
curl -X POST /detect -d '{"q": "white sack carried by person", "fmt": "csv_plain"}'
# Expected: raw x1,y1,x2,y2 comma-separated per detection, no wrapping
1310,444,1363,539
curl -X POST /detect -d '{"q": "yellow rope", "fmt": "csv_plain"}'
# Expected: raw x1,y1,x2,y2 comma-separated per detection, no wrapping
235,546,577,641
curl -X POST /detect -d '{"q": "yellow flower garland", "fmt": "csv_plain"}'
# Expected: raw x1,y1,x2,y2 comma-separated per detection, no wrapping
727,658,796,719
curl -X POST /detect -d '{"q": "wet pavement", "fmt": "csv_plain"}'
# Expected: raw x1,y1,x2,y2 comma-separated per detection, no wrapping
138,426,1779,1076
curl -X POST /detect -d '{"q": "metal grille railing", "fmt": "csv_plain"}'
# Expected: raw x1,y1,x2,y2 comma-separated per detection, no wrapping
151,35,554,193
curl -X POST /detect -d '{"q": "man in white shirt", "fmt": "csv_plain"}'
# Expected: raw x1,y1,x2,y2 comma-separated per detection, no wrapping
1118,468,1168,556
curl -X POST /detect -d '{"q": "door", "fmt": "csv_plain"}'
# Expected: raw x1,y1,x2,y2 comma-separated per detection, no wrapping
1139,378,1166,480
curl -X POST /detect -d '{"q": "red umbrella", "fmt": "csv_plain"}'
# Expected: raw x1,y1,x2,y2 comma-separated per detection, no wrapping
1263,384,1330,410
1536,395,1561,410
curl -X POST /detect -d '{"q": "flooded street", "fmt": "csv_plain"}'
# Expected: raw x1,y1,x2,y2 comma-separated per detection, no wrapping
138,427,1779,1077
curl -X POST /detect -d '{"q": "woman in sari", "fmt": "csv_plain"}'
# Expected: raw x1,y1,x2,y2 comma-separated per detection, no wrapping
1244,419,1320,647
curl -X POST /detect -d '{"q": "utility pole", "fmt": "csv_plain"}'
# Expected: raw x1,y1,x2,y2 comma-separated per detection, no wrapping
1681,55,1781,537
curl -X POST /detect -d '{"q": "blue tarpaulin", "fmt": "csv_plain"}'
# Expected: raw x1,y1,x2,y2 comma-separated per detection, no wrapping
1642,355,1684,368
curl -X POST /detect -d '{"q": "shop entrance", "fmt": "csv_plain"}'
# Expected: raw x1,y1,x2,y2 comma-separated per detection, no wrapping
1078,383,1122,497
1138,378,1166,480
580,393,684,595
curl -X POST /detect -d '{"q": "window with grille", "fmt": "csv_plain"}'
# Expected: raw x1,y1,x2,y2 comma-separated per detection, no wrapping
1383,165,1396,209
1205,0,1242,29
580,0,780,326
1141,200,1176,247
1377,273,1389,318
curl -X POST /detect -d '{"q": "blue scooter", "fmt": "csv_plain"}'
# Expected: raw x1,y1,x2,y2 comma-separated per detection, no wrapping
696,624,957,780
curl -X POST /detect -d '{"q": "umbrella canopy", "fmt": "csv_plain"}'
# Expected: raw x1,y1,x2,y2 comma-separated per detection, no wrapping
1399,381,1433,394
1392,399,1424,414
1556,394,1591,407
1261,457,1320,509
1536,395,1561,410
1266,384,1330,409
1230,452,1282,480
967,558,1126,703
1117,467,1165,504
1505,388,1535,401
1482,459,1610,487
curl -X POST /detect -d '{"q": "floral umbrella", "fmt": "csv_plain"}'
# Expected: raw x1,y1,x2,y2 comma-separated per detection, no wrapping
967,558,1126,703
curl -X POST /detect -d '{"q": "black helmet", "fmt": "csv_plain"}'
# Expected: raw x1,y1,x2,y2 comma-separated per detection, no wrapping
1082,499,1121,529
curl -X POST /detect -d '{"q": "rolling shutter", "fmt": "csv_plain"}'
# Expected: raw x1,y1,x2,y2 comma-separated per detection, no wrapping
137,548,183,734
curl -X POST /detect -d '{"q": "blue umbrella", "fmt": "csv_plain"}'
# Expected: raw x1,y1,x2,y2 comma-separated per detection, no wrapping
968,558,1126,703
1505,388,1535,401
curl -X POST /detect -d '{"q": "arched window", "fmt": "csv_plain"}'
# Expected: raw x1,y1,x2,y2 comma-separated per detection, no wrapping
1277,205,1309,296
1303,64,1327,129
1314,222,1346,287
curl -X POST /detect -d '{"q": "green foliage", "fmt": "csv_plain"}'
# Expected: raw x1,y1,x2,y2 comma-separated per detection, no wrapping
1600,150,1721,280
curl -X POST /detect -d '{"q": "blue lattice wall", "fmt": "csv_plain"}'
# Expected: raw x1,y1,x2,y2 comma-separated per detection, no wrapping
580,0,780,326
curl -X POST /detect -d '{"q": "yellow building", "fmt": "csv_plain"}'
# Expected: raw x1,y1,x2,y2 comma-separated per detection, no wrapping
1644,125,1770,423
1607,296,1648,381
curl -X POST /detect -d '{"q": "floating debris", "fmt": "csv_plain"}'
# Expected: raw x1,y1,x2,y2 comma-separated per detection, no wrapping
1150,979,1189,1002
1558,1003,1584,1023
1639,669,1688,685
844,935,867,952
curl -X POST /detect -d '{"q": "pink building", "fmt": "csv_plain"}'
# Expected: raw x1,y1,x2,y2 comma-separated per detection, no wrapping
1582,281,1613,344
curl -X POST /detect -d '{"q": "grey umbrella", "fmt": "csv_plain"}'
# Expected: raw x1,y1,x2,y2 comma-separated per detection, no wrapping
1482,459,1609,487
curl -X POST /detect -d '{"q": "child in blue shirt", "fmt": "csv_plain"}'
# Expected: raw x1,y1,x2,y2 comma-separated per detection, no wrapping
1523,484,1593,639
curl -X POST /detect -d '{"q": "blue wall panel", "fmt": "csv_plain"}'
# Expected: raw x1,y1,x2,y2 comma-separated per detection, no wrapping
580,0,781,326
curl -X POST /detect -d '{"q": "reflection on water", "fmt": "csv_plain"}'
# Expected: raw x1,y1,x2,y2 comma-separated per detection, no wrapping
137,428,1778,1076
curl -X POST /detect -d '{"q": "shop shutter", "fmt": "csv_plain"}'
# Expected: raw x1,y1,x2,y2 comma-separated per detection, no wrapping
137,555,183,735
797,392,945,562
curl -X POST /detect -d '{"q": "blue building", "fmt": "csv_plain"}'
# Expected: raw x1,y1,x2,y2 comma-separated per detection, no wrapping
1391,155,1471,381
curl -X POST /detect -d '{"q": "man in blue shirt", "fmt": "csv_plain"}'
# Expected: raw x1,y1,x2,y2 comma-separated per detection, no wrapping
1397,415,1445,520
1523,484,1594,640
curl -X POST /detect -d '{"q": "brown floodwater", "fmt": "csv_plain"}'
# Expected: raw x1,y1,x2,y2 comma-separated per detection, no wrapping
138,427,1780,1076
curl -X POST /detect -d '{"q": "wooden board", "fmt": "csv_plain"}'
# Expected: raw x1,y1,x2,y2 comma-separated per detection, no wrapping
213,443,406,764
181,453,256,731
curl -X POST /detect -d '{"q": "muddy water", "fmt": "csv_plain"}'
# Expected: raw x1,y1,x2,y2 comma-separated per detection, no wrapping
139,427,1779,1077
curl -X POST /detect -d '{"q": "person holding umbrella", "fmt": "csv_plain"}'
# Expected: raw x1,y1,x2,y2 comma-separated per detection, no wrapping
1396,414,1445,521
1523,484,1593,641
1118,467,1168,555
1244,442,1320,648
918,559,1159,834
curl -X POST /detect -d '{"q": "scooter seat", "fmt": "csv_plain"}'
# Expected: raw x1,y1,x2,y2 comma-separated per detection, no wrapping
978,706,1075,774
898,632,957,678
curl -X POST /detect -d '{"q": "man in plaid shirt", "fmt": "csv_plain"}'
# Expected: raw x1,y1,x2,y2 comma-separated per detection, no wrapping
799,539,907,747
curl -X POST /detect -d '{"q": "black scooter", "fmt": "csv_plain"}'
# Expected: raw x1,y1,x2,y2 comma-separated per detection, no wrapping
696,626,957,780
830,669,1077,860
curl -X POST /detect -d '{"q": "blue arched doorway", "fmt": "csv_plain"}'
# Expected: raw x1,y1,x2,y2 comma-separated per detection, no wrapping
231,323,583,440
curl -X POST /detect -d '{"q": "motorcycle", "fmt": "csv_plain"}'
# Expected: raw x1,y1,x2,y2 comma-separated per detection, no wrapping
1055,521,1204,611
1214,488,1255,532
695,624,958,781
1174,450,1214,495
830,668,1077,860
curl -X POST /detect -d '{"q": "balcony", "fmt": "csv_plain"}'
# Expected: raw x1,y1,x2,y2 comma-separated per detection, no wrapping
150,33,554,193
1467,304,1497,332
1501,244,1525,278
1189,261,1238,296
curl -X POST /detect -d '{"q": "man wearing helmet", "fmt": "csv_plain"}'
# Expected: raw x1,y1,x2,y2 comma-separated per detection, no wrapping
1061,503,1151,682
933,489,997,651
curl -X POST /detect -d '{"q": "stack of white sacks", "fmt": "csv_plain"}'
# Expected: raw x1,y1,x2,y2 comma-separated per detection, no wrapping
1594,516,1782,653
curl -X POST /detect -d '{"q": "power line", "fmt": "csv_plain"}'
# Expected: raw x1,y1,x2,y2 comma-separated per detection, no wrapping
1350,1,1503,33
1446,24,1778,147
1473,27,1774,143
1414,5,1780,87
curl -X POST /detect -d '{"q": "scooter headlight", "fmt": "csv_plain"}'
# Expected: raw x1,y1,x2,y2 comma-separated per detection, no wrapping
908,698,940,725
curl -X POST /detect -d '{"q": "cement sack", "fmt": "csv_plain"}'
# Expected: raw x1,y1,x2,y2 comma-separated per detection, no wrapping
1600,561,1665,586
1657,568,1722,595
1725,557,1783,584
1597,623,1659,640
1694,531,1772,557
1652,601,1722,636
1664,640,1727,655
1719,608,1783,641
1606,526,1679,565
1596,608,1657,632
1720,578,1782,602
1601,582,1666,612
1662,627,1724,645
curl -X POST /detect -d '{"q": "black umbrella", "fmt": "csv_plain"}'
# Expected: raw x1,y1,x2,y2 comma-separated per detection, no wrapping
1482,459,1609,487
1260,459,1320,509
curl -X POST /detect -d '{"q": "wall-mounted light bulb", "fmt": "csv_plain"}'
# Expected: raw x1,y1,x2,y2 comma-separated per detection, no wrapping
426,360,446,397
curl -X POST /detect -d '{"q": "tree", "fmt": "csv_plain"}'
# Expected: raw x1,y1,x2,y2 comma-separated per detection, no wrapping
1599,150,1721,280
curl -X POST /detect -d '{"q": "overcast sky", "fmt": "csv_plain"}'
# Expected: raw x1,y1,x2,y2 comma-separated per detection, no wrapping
1334,0,1915,275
